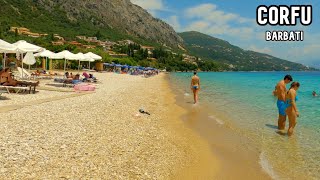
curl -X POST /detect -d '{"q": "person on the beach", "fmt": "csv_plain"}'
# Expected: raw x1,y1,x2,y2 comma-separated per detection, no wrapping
190,71,200,104
0,68,17,86
312,91,317,97
285,82,300,136
275,75,293,130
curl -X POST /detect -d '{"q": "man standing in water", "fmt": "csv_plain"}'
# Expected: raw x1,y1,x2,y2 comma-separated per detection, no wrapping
191,71,200,104
276,75,293,130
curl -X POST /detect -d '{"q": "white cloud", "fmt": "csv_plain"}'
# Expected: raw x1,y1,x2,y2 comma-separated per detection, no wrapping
182,3,257,41
165,16,181,31
130,0,165,11
185,3,252,25
174,3,320,64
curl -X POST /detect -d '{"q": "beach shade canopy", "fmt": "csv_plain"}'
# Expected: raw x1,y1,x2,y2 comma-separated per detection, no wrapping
0,39,17,53
103,63,110,66
145,67,155,71
49,50,79,73
115,64,122,67
34,49,54,58
23,52,36,65
76,53,94,62
75,53,95,71
52,50,78,60
13,40,44,53
85,52,102,60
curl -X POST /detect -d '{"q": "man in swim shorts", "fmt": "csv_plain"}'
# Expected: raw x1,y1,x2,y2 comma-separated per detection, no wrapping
190,71,200,104
275,75,293,130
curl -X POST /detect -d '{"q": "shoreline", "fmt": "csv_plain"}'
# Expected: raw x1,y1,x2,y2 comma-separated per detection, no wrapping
166,74,273,179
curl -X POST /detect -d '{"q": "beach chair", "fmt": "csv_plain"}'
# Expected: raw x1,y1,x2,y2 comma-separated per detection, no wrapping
16,80,39,94
0,85,29,94
17,67,32,79
0,89,7,98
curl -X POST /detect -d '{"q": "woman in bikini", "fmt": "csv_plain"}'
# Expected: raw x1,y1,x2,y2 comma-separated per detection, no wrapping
0,68,17,86
190,71,200,104
285,82,300,136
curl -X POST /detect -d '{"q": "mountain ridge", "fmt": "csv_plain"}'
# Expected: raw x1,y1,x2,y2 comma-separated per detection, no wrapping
0,0,183,47
179,31,314,71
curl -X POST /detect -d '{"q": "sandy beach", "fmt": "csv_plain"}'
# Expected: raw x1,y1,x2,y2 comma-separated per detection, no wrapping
0,73,218,179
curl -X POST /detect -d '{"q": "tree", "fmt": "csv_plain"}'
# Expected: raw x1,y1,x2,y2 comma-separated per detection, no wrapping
94,30,103,40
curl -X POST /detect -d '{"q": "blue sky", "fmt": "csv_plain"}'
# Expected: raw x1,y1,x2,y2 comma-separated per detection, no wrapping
130,0,320,66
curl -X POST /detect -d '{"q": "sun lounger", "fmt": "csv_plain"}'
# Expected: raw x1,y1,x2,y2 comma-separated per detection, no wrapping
16,80,39,94
17,67,32,79
0,85,29,94
0,89,7,97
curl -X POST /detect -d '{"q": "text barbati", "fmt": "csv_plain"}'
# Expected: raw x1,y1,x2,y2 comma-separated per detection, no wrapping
256,5,312,41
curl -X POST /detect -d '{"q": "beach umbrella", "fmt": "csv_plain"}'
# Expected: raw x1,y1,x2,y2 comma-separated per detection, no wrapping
23,52,36,65
85,52,101,70
75,53,94,72
52,50,78,73
13,40,44,77
0,39,17,53
34,50,55,70
13,40,44,53
34,49,54,58
85,52,102,60
0,39,17,69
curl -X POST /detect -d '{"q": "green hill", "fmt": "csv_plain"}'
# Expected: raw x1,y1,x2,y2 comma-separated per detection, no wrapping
0,0,182,47
179,31,314,71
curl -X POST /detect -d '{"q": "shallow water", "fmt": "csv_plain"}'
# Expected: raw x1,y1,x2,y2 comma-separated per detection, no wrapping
170,72,320,180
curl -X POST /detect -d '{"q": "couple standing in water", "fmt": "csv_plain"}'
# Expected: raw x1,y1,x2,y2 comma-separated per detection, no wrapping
276,75,300,136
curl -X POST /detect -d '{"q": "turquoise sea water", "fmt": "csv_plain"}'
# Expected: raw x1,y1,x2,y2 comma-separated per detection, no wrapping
170,72,320,180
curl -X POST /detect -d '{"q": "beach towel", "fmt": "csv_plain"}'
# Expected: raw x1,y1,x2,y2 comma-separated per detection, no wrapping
74,84,95,91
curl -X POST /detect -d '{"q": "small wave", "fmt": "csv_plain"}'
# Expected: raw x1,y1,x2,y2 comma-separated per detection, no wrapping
208,115,224,125
259,152,278,180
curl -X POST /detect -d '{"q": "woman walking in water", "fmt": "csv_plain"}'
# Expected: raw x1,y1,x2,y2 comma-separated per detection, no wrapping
286,82,300,136
190,71,200,104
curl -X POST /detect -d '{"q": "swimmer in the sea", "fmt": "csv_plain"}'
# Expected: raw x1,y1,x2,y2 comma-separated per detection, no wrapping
312,91,317,97
190,71,200,104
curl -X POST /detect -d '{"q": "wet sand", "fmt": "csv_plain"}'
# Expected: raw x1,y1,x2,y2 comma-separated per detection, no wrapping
171,77,273,180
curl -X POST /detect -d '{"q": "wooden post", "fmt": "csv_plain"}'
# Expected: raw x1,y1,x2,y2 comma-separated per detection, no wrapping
49,59,52,70
42,58,46,70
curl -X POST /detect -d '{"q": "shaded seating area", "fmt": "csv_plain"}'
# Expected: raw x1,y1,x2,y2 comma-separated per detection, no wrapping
1,67,39,94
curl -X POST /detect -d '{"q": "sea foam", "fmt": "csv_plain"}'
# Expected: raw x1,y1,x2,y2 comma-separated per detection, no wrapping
259,152,279,180
208,115,224,125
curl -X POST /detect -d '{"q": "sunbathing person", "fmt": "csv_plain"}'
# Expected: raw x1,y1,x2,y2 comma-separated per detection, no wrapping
0,68,17,86
72,74,82,84
83,72,90,81
32,70,41,77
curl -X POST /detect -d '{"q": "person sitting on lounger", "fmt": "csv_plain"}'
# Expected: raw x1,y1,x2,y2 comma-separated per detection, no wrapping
0,68,17,86
32,70,41,77
82,72,90,81
72,74,82,84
